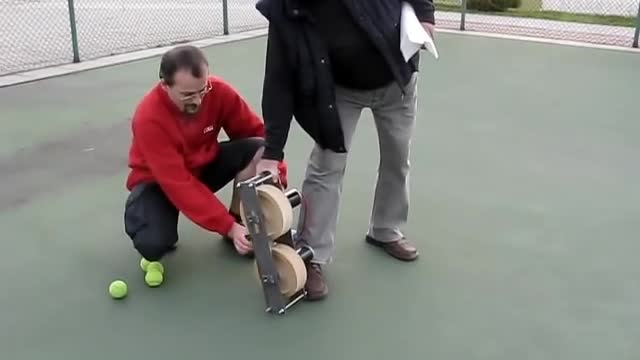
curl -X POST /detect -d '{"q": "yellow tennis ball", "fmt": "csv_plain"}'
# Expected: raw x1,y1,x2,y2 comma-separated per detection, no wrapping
140,258,150,272
145,270,163,287
146,261,164,274
109,280,128,299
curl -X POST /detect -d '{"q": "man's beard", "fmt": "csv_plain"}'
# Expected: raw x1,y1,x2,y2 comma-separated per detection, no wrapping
183,103,199,115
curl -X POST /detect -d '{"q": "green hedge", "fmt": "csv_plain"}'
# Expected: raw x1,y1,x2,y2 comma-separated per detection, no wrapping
467,0,522,12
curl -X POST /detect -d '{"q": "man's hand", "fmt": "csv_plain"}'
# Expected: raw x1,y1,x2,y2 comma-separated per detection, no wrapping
421,22,435,39
256,158,282,183
256,158,279,176
227,222,252,255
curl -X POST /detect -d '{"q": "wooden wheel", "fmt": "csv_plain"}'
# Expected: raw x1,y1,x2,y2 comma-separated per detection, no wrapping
239,184,293,241
254,243,307,298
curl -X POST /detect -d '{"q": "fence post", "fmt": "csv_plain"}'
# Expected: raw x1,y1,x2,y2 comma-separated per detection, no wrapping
67,0,80,62
633,0,640,48
222,0,229,35
460,0,467,31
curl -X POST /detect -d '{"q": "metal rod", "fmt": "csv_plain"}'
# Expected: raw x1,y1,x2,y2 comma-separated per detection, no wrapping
222,0,229,35
236,171,275,188
285,189,302,208
633,0,640,48
67,0,80,63
296,245,314,263
238,182,286,314
460,0,467,31
284,290,307,313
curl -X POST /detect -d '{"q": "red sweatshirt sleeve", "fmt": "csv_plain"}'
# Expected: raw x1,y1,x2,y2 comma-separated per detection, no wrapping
217,79,266,139
132,116,235,236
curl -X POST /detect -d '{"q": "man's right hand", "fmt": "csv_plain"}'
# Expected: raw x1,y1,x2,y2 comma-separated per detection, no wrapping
227,222,253,255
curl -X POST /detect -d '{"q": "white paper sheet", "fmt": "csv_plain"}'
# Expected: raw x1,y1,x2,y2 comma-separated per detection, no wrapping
400,2,439,61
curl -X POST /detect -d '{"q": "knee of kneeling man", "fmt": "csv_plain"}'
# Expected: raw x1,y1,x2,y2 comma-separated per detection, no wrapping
244,136,266,148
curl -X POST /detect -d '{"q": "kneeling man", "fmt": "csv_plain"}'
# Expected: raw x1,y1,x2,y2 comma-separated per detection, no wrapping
123,45,287,264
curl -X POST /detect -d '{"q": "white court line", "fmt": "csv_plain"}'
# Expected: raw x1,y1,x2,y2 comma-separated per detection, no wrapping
1,26,638,88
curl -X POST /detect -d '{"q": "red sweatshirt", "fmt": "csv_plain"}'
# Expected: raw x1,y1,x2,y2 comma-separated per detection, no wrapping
126,76,286,236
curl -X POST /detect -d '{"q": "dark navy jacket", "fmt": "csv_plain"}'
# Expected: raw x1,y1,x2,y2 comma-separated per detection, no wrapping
256,0,436,160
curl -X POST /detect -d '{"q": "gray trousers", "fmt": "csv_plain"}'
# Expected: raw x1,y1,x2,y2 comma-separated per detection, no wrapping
296,72,419,264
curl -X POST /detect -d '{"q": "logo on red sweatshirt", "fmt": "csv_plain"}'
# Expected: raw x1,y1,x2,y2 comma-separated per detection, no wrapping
203,125,214,134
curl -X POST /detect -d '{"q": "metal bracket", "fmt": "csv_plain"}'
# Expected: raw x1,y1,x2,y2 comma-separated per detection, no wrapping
236,171,313,315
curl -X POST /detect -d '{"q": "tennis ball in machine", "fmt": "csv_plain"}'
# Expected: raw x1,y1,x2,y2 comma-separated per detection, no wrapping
109,280,128,299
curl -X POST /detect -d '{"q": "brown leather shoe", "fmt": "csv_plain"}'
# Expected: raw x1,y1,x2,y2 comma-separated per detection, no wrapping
365,235,419,261
304,263,328,301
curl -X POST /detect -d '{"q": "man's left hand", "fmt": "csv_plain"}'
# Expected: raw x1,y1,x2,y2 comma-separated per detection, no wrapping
256,158,279,177
256,158,287,188
421,22,435,39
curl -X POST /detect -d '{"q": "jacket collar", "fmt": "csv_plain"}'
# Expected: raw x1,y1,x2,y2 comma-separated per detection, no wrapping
256,0,312,21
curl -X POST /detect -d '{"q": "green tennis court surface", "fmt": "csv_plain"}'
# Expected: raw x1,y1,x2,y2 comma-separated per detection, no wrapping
1,34,639,359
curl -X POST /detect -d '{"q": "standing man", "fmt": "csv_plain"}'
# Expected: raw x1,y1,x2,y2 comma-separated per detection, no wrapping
255,0,435,300
124,45,287,272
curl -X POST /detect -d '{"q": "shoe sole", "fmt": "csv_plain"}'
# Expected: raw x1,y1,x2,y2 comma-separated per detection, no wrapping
305,289,328,301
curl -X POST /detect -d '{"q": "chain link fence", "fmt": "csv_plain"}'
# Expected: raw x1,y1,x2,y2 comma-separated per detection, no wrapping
1,0,639,77
437,0,640,47
0,0,228,76
73,0,225,60
225,0,267,33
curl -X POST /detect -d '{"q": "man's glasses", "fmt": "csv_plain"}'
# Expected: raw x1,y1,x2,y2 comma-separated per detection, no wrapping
177,83,212,102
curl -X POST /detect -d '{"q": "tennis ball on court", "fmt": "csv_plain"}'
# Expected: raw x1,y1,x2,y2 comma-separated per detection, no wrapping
147,261,164,274
145,270,163,287
140,258,150,272
140,259,164,274
109,280,128,299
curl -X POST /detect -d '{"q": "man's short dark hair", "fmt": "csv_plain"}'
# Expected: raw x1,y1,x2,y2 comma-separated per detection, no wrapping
159,45,209,86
